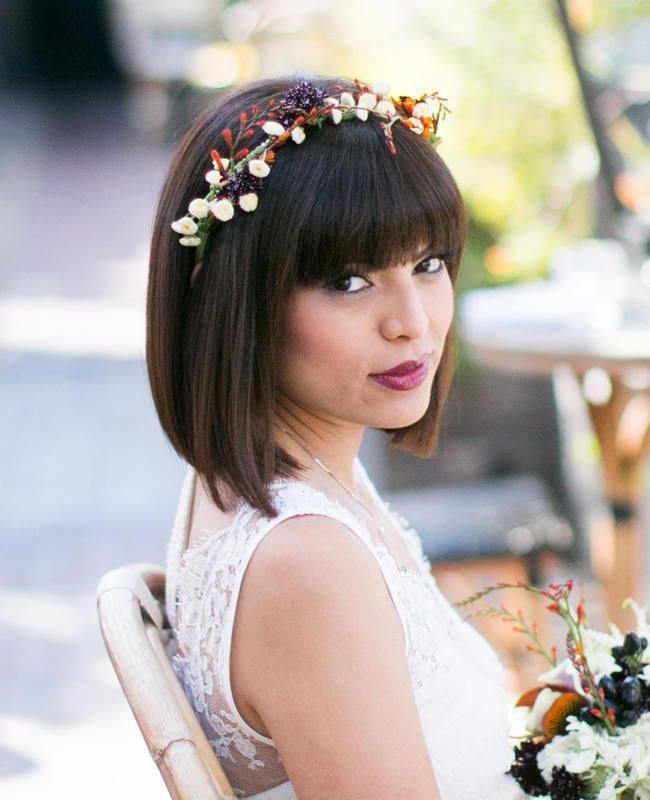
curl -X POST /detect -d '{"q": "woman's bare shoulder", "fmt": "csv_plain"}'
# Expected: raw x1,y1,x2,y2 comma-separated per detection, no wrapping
250,512,375,583
232,514,441,799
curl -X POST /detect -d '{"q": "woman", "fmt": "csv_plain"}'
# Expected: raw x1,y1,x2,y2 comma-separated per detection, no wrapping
147,74,525,799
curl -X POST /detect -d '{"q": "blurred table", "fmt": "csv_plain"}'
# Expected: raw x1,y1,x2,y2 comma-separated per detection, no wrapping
459,281,650,627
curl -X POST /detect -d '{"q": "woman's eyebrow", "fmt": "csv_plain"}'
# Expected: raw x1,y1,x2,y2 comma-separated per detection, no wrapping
342,245,441,271
414,245,434,260
414,245,455,261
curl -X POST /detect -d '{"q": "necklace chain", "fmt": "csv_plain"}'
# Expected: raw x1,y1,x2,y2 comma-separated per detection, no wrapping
278,427,420,577
279,427,387,537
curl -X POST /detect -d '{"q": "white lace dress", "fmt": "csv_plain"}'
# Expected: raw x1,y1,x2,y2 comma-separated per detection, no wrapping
165,458,527,800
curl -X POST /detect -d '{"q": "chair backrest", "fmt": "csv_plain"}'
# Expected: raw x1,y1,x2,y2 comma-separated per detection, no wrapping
96,563,237,800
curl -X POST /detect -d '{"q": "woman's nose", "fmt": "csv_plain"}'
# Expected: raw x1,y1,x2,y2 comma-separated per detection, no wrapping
379,280,430,341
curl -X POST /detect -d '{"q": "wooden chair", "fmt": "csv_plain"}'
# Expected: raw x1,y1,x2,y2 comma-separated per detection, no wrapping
96,563,237,800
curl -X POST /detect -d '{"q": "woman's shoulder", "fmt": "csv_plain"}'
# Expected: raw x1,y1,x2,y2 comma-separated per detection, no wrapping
245,511,379,586
232,512,434,799
235,511,411,687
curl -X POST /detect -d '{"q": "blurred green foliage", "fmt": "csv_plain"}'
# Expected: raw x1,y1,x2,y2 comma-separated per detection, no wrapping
422,0,648,295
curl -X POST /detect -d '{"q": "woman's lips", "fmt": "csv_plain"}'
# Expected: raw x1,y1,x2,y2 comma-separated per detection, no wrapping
370,356,429,391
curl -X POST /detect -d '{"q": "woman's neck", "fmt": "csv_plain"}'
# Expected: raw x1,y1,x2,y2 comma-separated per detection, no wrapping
272,409,365,488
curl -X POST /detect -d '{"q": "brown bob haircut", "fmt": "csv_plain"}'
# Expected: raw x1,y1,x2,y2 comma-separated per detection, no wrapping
147,73,468,517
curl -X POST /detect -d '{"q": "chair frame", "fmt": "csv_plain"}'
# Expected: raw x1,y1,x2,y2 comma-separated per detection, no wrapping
96,562,238,800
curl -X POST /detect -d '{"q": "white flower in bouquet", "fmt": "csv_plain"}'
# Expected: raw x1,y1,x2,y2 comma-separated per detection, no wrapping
538,626,623,697
634,776,650,800
525,687,564,735
617,714,650,777
535,712,650,798
536,725,598,781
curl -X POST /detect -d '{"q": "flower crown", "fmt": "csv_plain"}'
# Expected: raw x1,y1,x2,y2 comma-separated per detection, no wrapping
171,78,450,263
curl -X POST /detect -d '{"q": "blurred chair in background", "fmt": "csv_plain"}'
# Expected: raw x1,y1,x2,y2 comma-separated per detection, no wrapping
385,470,575,690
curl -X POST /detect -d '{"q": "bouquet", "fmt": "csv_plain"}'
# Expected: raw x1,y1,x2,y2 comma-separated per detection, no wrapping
458,580,650,800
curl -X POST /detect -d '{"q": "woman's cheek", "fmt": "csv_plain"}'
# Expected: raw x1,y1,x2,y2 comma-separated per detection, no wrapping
279,300,366,399
285,296,359,362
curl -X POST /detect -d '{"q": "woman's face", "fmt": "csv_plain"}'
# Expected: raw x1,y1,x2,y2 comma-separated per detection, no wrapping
275,246,454,431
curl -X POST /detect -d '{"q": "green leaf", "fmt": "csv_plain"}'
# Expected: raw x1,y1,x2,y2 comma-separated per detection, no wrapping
582,765,609,799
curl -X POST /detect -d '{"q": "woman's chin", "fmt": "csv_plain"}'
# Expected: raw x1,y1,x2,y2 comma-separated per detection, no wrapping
368,398,431,430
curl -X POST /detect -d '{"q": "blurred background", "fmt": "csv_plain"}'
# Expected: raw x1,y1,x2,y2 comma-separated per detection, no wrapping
1,0,649,797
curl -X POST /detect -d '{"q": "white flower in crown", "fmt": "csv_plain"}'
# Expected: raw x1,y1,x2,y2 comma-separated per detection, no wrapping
357,92,377,111
171,217,198,235
323,96,338,107
358,92,378,110
424,95,440,114
179,235,202,247
210,198,235,221
188,198,210,218
339,91,355,107
291,126,306,144
408,117,424,134
330,108,343,124
372,80,391,96
238,192,258,212
412,102,432,119
211,157,229,171
375,99,396,116
249,158,270,178
262,120,285,137
355,108,369,121
205,170,225,185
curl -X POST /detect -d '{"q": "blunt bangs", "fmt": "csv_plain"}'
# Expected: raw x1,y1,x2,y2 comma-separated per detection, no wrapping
247,108,465,291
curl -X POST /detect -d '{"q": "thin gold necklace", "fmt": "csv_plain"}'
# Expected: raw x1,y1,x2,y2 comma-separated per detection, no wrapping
280,428,417,576
279,426,390,539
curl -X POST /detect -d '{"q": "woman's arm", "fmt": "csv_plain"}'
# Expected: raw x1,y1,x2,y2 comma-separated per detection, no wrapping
231,515,443,800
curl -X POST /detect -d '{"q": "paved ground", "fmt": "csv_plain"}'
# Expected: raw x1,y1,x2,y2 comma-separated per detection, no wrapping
0,84,180,798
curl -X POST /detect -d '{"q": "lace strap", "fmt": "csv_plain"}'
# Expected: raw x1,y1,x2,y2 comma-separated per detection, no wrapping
354,459,429,573
165,463,197,630
169,470,413,754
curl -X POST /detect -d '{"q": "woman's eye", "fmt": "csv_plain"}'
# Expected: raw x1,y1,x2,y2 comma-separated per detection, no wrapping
327,274,371,294
416,255,447,274
326,256,448,294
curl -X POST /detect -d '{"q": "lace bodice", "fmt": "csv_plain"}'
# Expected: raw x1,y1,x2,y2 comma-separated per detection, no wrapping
165,460,526,799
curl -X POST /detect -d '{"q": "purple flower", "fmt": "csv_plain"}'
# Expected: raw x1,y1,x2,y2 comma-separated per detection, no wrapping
275,80,328,127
